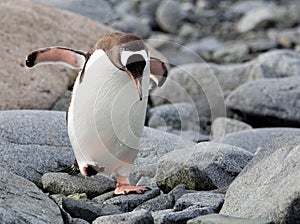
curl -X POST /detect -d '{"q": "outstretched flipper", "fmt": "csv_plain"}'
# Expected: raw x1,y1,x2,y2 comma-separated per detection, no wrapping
26,47,86,69
149,57,168,89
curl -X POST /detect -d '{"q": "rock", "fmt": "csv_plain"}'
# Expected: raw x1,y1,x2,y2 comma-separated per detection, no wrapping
174,192,224,212
226,76,300,127
37,0,119,24
213,128,300,154
93,209,153,224
0,110,73,187
52,90,71,111
228,1,275,17
248,39,277,53
62,197,122,223
134,194,174,212
268,27,300,48
152,208,214,224
111,15,152,39
184,37,223,60
42,173,115,198
168,184,196,202
0,169,63,223
156,142,253,193
150,62,255,106
148,102,206,142
211,117,252,140
188,214,275,224
71,218,90,224
131,127,195,183
237,7,276,33
92,191,115,204
155,0,186,33
220,136,300,223
103,188,161,212
250,49,300,79
212,42,249,63
0,0,115,110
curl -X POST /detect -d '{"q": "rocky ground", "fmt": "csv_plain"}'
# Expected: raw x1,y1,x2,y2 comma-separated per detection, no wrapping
1,0,300,223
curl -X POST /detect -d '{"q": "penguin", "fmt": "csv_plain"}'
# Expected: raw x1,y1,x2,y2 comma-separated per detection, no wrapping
26,32,167,195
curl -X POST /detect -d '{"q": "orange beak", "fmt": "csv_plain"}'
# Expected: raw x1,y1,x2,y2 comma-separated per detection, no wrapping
127,71,143,101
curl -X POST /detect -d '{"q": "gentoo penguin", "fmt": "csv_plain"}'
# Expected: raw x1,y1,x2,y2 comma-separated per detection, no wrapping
26,32,167,195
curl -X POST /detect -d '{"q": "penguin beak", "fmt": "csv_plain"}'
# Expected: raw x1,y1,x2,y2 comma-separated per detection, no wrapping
127,71,143,101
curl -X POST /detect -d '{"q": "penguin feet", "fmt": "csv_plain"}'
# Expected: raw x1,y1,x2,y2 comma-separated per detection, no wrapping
59,160,80,175
114,183,151,195
82,162,105,177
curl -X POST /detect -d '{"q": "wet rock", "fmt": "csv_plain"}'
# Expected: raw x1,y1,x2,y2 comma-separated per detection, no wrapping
188,214,275,224
226,76,300,127
156,142,253,193
213,128,300,154
237,7,276,33
42,173,115,198
174,192,224,212
103,188,160,212
0,169,63,223
220,136,300,223
155,0,186,33
211,117,252,140
134,194,174,212
131,127,195,183
0,110,73,187
93,209,153,224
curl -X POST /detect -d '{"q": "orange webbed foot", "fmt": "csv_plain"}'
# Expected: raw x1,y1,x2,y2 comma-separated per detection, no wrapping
114,183,151,195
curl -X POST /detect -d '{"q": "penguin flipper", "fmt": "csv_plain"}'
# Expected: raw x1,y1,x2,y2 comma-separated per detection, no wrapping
149,57,168,89
26,46,86,69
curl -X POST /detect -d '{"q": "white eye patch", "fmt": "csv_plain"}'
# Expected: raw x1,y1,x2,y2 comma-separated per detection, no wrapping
120,50,149,67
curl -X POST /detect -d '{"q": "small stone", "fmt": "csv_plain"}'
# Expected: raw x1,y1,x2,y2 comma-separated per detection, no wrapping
42,173,115,198
237,7,276,33
174,192,224,212
168,184,196,202
212,42,249,63
211,117,252,139
188,214,275,224
93,209,153,224
70,218,90,224
248,39,277,53
220,136,300,223
156,142,253,193
103,188,161,212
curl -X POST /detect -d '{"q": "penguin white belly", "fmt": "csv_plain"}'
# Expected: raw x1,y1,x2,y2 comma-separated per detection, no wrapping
68,50,149,176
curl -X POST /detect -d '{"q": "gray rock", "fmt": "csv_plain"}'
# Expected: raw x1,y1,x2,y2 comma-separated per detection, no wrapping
226,76,300,127
211,117,252,140
250,49,300,79
248,39,277,53
71,218,90,224
150,62,255,106
155,0,186,33
213,128,300,154
148,102,206,142
92,191,115,204
36,0,119,24
42,173,115,198
62,197,122,223
228,1,275,16
237,7,276,33
152,208,214,224
52,90,71,111
131,127,195,183
174,192,224,212
0,110,73,187
93,209,153,224
103,188,161,212
268,27,300,48
168,184,196,202
134,194,174,212
111,15,152,39
188,214,275,224
156,142,253,193
212,42,249,63
220,136,300,223
0,169,63,223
